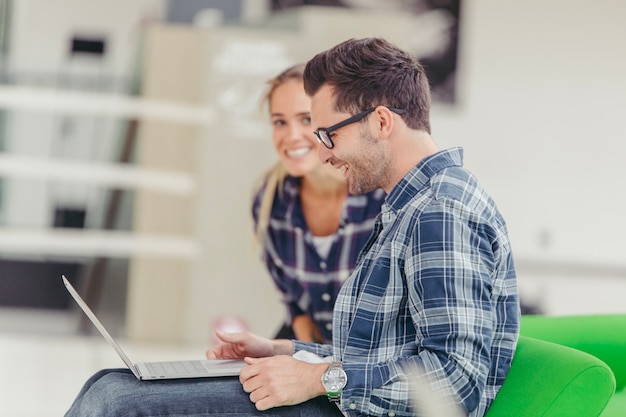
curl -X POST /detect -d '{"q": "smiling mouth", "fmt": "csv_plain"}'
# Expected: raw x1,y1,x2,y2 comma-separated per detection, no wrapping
286,147,312,158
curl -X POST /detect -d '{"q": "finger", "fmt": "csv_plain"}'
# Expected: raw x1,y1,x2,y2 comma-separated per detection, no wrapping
205,344,226,359
241,374,263,394
239,360,260,384
244,356,260,365
215,330,248,344
248,385,271,407
206,344,235,360
254,396,275,411
205,347,232,359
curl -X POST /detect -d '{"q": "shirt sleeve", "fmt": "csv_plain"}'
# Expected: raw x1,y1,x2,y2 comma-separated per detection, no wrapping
341,201,497,416
293,340,333,358
251,181,306,321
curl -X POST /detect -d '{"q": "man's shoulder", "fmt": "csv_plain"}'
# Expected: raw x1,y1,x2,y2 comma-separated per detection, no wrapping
429,166,492,208
346,188,386,217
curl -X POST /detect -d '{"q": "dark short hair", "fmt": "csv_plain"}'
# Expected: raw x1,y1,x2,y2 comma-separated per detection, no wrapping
304,37,431,134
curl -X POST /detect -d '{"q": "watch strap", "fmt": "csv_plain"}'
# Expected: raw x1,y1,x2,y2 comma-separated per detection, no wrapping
327,390,342,402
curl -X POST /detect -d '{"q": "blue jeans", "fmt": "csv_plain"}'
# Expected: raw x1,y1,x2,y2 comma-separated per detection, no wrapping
65,369,344,417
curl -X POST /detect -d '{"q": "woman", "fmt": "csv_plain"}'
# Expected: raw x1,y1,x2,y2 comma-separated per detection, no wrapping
253,64,385,343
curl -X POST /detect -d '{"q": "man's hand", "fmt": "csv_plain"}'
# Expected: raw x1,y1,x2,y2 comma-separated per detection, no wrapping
240,355,328,411
206,331,293,359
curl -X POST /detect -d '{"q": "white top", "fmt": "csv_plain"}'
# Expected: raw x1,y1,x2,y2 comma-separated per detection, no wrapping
312,235,334,260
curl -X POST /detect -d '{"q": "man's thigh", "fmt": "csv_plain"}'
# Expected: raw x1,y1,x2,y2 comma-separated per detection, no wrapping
66,368,343,417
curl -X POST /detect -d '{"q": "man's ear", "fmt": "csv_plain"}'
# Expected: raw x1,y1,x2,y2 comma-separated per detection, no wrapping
373,106,395,139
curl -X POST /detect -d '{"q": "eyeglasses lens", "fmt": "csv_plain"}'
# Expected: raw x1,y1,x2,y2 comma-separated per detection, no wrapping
315,131,333,149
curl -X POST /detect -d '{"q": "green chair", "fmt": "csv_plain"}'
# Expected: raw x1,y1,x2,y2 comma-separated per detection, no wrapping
485,335,615,417
521,314,626,417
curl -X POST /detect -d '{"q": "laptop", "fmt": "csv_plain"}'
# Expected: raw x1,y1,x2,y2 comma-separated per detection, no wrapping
62,275,246,380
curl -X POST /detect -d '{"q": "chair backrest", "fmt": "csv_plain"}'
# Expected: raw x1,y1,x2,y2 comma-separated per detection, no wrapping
485,335,615,417
521,314,626,391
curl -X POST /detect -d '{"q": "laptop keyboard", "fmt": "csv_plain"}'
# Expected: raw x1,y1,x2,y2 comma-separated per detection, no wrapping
145,360,208,377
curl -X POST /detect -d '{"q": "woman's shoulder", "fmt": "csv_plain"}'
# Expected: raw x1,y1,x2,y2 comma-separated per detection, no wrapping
253,174,299,212
344,188,386,220
347,188,386,205
365,188,386,202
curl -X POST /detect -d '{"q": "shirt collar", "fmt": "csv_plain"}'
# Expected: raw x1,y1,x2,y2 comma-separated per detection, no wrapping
384,147,464,212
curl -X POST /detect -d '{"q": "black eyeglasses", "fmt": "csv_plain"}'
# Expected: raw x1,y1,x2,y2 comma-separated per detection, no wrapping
314,106,406,149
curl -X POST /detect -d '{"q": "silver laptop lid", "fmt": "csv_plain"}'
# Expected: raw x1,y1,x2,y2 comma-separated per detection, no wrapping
62,275,140,379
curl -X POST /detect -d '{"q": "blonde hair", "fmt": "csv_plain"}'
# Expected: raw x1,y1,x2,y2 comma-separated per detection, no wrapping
255,64,306,247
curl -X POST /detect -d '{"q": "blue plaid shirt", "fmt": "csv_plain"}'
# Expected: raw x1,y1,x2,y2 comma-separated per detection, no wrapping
294,148,520,417
253,176,385,343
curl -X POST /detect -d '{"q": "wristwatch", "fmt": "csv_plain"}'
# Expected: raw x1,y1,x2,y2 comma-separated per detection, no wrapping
321,361,347,402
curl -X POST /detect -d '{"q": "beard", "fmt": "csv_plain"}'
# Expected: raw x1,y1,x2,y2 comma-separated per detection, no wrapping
345,127,391,195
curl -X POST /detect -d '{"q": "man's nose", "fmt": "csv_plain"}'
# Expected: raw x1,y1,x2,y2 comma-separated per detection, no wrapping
318,144,333,164
287,123,304,140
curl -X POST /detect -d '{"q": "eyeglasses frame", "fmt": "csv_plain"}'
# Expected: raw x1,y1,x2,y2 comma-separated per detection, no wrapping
313,106,406,149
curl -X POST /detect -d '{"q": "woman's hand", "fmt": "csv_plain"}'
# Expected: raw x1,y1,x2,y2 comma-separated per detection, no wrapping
292,314,325,343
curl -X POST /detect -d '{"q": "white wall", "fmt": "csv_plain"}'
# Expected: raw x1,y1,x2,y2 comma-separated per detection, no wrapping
432,0,626,314
446,0,626,268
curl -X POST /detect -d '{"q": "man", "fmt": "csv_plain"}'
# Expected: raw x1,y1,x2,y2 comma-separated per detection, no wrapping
65,38,519,417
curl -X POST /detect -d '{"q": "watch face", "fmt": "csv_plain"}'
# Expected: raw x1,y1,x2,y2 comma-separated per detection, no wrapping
322,367,347,391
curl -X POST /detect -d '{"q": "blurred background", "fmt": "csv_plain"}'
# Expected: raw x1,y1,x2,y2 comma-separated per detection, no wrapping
0,0,624,415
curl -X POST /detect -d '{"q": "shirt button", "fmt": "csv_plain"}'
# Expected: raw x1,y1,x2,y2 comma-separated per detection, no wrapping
322,293,331,302
388,412,396,417
326,323,332,330
349,403,357,410
320,261,327,269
